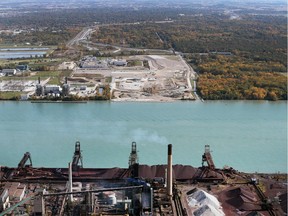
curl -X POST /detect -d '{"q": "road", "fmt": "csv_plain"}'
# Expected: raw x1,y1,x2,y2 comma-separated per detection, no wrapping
178,54,192,90
178,54,202,101
67,23,173,54
67,27,96,48
67,23,202,100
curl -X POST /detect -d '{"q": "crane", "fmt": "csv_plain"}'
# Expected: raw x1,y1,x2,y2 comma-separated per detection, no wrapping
18,152,32,169
72,141,83,171
202,145,215,170
129,141,138,167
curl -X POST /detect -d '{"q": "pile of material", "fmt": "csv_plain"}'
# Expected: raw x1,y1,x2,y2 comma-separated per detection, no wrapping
225,187,259,211
186,188,225,216
138,164,198,180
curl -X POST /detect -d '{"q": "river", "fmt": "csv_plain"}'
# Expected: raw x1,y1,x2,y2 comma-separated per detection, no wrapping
0,47,49,59
0,100,286,173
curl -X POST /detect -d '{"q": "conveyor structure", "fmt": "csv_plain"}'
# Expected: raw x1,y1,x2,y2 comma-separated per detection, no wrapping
202,145,215,170
129,141,138,167
72,141,83,171
18,152,32,169
128,141,139,178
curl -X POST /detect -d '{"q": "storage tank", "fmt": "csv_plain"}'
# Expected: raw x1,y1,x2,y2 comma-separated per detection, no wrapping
108,194,117,205
103,192,117,205
36,84,43,96
62,84,70,96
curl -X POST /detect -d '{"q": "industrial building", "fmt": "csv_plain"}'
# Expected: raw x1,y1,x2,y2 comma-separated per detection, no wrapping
0,143,286,216
1,69,17,76
62,77,70,96
111,59,127,66
0,188,9,212
35,77,70,97
79,56,109,69
5,183,26,203
78,56,128,69
44,85,61,95
16,65,29,71
35,82,44,96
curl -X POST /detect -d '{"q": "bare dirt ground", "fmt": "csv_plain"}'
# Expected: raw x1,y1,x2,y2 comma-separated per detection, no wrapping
72,54,195,101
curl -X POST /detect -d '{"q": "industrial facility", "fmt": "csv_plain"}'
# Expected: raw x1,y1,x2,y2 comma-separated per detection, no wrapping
35,77,70,97
0,69,17,76
79,56,127,69
0,143,287,216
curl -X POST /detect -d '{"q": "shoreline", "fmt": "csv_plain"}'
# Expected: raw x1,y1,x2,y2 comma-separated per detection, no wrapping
0,99,286,103
0,164,286,175
30,100,87,103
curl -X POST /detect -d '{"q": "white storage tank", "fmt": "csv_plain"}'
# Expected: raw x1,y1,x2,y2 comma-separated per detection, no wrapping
108,194,117,205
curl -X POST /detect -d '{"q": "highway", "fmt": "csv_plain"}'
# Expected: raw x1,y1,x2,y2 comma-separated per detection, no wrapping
67,27,95,48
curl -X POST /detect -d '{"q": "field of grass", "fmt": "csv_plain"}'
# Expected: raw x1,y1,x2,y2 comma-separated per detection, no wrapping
30,70,72,85
0,70,72,85
0,91,22,100
127,60,143,67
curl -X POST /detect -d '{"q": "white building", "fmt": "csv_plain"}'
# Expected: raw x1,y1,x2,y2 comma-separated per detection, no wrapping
6,182,26,202
44,85,61,94
112,60,127,66
1,69,17,76
0,188,10,211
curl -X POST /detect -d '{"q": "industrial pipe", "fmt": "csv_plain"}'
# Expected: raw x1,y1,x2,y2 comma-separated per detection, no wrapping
167,144,173,196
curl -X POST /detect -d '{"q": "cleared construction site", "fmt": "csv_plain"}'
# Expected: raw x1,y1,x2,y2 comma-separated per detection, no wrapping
0,142,286,216
72,54,196,101
0,54,196,101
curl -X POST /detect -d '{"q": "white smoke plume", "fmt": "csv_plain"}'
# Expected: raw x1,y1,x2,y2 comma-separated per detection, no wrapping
129,128,169,145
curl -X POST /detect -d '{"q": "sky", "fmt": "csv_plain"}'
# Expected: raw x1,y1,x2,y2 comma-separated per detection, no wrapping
1,0,286,3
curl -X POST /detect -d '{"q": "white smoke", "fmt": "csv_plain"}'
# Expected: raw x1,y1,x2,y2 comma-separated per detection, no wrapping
129,128,169,145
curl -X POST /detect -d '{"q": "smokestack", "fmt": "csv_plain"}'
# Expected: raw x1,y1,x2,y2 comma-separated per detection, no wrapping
164,168,167,188
38,77,40,84
65,76,68,84
167,144,173,196
68,162,73,202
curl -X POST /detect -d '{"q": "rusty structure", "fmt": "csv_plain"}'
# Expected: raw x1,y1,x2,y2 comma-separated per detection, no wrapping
128,142,139,178
72,141,83,171
129,141,138,167
194,144,224,183
201,144,215,170
17,152,32,169
0,142,285,216
167,144,173,196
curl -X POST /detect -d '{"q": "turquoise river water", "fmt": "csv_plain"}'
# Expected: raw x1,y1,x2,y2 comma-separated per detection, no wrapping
0,101,287,173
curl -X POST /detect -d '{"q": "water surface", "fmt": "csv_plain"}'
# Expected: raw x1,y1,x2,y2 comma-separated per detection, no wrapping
0,51,46,59
0,47,49,59
0,101,286,173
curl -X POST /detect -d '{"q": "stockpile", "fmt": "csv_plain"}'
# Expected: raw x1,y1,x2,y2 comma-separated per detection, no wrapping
138,164,198,180
187,188,225,216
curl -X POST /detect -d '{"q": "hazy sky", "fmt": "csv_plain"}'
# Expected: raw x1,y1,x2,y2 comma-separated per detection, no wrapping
1,0,286,2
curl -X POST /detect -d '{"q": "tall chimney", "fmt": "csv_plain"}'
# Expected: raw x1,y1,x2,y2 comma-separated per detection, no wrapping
68,162,73,202
38,77,40,84
167,144,173,196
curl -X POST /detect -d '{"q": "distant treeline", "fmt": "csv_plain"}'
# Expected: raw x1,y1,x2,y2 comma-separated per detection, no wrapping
0,7,286,100
197,70,287,100
93,14,287,66
0,8,205,28
0,28,78,46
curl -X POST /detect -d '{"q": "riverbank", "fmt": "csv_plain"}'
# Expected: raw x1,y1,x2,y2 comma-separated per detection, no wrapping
31,100,87,103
